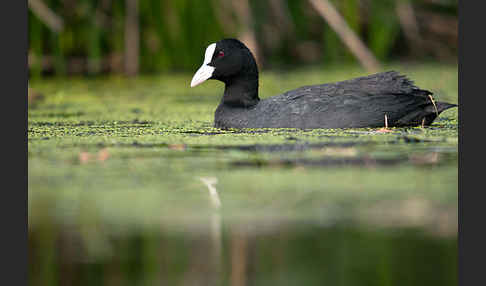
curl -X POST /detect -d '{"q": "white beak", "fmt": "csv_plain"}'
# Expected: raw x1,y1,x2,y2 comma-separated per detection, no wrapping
190,64,215,87
190,43,217,88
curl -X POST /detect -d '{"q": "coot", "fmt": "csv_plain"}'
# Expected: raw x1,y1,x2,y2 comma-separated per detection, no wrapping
190,39,456,129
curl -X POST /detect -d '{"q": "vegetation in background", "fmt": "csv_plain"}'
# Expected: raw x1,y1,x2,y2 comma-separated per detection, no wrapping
28,0,458,77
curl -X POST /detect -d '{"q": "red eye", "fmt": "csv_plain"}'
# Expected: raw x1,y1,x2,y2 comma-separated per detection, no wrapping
217,51,225,58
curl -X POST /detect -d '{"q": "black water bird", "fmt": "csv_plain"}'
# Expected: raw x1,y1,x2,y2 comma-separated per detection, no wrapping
190,39,456,129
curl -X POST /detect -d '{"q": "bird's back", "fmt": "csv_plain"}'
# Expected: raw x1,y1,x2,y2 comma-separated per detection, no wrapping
216,71,455,129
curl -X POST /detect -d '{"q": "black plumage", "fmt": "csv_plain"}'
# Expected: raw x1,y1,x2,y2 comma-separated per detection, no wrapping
192,39,457,129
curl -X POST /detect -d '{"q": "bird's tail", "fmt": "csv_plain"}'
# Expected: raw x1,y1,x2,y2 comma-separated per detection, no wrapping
420,101,457,126
436,102,458,114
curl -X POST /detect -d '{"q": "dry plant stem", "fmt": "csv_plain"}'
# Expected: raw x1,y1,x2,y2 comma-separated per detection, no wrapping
375,114,392,133
308,0,382,73
428,94,439,116
395,0,424,56
124,0,140,76
28,0,64,33
269,0,296,36
232,0,260,65
213,0,238,35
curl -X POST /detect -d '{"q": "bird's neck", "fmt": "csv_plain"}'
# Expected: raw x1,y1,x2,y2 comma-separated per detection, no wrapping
221,76,259,108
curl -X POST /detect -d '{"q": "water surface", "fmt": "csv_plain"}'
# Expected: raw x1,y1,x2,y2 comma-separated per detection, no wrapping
28,64,458,285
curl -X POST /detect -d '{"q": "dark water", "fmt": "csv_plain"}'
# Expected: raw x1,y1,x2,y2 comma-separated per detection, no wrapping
29,220,456,286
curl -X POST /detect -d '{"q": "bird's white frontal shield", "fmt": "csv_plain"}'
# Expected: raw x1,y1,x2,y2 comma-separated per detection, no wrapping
190,43,216,87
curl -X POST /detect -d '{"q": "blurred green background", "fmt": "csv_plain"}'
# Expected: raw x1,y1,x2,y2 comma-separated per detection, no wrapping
28,0,457,77
28,1,458,285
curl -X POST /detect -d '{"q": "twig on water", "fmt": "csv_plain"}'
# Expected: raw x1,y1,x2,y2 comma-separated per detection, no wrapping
376,113,392,133
199,177,222,209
